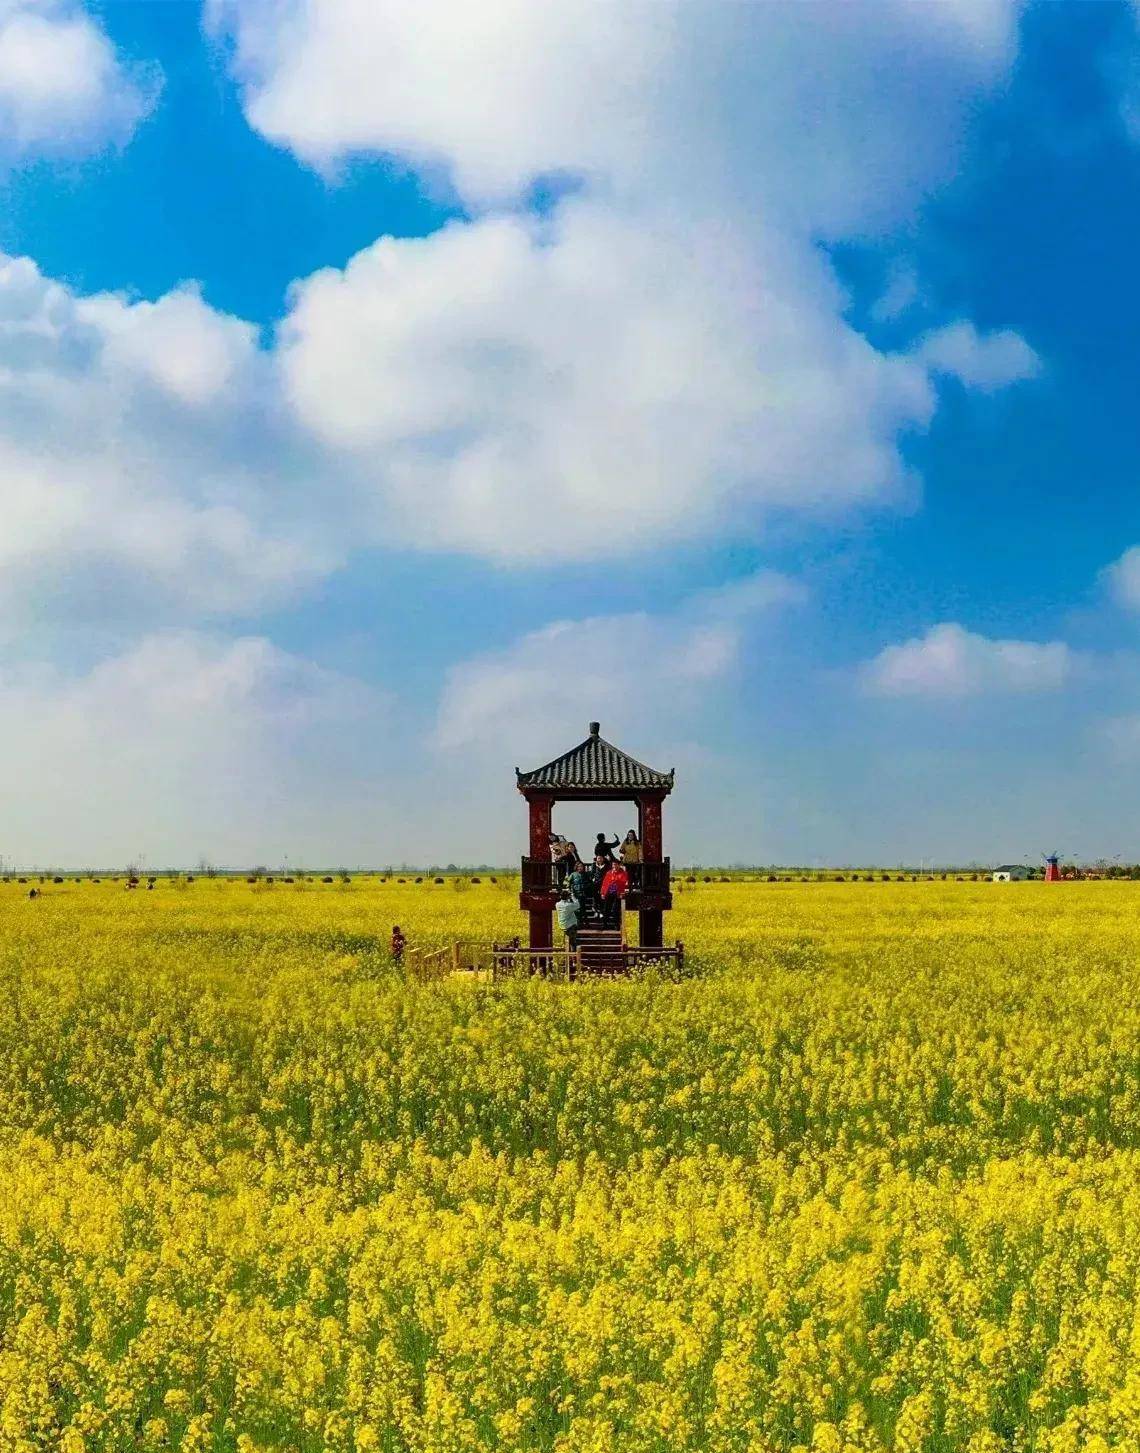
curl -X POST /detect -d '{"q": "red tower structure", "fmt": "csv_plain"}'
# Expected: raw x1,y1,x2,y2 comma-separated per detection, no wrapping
516,721,674,950
1044,853,1061,882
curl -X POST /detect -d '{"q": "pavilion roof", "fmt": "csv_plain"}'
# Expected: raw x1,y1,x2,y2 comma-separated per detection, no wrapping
516,722,674,794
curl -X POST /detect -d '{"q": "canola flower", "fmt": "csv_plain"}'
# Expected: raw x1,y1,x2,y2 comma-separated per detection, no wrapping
0,877,1139,1449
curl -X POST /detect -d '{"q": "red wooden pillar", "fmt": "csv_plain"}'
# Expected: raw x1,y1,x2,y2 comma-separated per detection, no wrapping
639,796,662,861
527,793,553,949
638,794,664,948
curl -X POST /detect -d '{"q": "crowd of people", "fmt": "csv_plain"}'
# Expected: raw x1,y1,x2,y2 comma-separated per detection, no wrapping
550,829,641,946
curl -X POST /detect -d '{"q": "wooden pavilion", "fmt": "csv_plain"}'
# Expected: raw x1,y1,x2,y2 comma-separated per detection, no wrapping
513,721,678,969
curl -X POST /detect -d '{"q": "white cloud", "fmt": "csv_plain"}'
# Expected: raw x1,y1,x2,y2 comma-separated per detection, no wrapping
435,570,800,758
0,0,157,157
1103,546,1140,611
279,204,938,561
862,622,1072,699
204,0,1036,564
0,632,388,866
212,0,1017,232
915,321,1040,392
0,255,337,620
83,283,253,406
0,231,1038,590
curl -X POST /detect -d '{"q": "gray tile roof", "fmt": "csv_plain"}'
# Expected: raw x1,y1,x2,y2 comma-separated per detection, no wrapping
517,722,674,792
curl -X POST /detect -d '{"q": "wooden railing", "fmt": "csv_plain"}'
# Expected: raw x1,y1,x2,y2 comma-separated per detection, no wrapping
405,944,455,980
521,856,557,894
630,859,671,895
491,940,685,980
491,943,573,979
398,938,686,982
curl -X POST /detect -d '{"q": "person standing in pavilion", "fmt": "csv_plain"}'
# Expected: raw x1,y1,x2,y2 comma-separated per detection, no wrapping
600,858,629,929
549,831,572,887
567,857,589,913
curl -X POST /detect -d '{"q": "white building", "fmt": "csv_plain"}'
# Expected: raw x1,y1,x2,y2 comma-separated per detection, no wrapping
992,864,1032,882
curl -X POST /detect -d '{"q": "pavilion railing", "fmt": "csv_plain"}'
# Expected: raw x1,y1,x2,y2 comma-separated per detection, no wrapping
630,859,671,895
521,856,672,895
491,940,685,980
521,857,558,894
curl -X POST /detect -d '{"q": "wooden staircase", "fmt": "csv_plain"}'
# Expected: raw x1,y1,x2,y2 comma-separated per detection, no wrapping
576,920,625,975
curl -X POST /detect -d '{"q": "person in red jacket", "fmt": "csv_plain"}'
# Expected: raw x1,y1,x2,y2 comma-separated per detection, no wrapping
600,860,629,928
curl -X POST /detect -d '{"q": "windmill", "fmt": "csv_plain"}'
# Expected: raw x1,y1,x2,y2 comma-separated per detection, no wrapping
1042,852,1062,883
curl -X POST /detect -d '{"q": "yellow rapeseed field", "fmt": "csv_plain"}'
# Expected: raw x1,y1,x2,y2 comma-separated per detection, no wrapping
2,875,1140,1452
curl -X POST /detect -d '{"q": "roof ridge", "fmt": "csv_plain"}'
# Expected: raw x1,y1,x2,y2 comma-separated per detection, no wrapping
516,724,674,792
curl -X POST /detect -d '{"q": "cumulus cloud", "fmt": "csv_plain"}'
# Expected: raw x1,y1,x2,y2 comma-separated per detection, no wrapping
0,256,337,621
862,622,1072,699
212,0,1017,231
0,0,157,157
914,321,1041,391
0,632,387,865
85,284,254,406
435,570,801,758
279,204,938,561
0,225,1033,602
198,0,1036,564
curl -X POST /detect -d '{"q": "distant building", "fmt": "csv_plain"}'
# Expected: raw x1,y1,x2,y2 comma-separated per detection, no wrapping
992,864,1032,882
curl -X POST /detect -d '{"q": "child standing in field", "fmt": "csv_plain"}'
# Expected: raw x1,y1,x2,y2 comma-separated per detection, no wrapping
390,925,406,964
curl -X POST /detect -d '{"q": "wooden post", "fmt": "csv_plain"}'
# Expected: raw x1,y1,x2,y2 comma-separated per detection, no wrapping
451,941,461,973
640,910,663,949
639,794,664,948
528,794,553,857
526,792,554,950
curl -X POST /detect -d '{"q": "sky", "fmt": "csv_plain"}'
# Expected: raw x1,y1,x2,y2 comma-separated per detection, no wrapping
4,0,1140,868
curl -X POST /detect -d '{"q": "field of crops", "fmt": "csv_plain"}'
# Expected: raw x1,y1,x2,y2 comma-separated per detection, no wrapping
3,877,1140,1452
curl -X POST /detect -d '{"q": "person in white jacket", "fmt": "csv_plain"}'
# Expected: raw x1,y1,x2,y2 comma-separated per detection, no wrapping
555,888,580,949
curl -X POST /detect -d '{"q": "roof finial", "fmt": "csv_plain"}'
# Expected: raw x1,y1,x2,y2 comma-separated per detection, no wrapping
589,720,600,737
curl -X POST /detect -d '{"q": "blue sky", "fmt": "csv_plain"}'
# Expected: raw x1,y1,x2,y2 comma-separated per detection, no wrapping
3,0,1140,867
